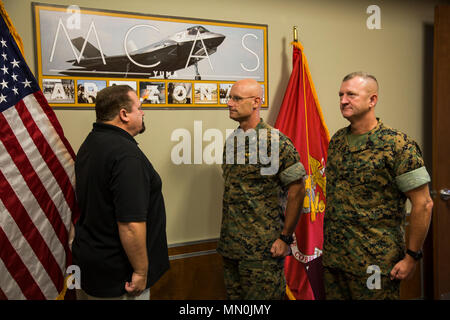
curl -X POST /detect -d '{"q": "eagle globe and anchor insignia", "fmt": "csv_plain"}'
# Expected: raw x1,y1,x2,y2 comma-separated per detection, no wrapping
290,155,325,264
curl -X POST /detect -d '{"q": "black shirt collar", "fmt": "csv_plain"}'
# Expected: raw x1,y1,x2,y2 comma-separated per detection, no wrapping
92,122,138,145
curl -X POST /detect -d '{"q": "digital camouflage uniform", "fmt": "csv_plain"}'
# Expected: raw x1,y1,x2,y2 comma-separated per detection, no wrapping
217,119,306,300
323,119,431,299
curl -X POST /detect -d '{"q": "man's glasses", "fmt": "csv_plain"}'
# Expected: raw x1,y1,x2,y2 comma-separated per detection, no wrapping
226,95,258,103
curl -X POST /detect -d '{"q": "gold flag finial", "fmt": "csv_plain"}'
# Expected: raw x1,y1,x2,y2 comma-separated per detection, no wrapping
293,26,298,42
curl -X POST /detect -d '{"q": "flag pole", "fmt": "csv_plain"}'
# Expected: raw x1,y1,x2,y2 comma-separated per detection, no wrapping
293,26,298,42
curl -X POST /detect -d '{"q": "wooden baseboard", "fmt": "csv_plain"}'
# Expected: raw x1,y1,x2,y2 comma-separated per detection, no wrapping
150,240,226,300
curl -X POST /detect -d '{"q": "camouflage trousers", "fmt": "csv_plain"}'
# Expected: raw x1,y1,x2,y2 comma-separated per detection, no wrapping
324,267,400,300
222,257,286,300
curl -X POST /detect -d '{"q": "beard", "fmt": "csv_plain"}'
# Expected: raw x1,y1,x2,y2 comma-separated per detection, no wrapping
138,119,146,134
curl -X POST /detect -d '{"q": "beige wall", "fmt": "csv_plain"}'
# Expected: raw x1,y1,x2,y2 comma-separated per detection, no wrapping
4,0,441,244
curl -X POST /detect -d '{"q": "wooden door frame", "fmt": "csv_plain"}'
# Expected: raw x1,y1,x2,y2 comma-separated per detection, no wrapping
429,4,450,300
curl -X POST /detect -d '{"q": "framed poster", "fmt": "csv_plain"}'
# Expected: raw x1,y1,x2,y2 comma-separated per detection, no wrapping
32,2,268,109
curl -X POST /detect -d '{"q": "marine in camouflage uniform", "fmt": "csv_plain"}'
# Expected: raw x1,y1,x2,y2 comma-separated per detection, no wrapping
217,79,306,300
323,72,433,300
218,119,306,299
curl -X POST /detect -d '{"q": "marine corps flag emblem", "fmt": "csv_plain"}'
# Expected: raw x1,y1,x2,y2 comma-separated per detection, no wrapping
275,31,329,300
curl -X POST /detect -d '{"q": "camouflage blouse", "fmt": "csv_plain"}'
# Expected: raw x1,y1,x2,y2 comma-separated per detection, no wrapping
323,119,430,276
217,119,306,260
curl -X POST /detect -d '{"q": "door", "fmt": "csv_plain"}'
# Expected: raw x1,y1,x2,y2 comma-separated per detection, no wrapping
432,5,450,300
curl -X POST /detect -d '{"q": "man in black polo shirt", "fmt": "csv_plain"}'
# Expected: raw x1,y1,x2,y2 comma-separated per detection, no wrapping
72,85,169,300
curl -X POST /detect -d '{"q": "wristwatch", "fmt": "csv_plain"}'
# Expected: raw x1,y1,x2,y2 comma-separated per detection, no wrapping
406,249,423,261
279,234,294,245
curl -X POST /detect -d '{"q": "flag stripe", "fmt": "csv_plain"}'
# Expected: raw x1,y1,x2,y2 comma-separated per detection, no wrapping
26,94,79,228
0,286,8,300
4,102,71,217
25,93,76,187
0,256,25,300
0,235,26,300
14,97,75,228
33,91,77,160
0,199,58,299
0,112,69,249
27,94,76,177
0,227,46,300
0,169,64,295
0,138,67,274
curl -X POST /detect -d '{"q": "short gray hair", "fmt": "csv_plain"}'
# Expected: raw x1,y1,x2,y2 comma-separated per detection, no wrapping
342,71,378,89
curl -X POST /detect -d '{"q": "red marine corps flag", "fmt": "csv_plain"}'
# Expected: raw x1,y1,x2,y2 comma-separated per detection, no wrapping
0,2,79,299
275,28,329,300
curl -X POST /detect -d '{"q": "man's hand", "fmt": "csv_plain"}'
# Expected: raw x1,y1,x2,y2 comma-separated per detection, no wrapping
270,179,305,258
118,221,148,296
125,271,147,296
389,255,417,280
270,239,290,258
389,183,432,282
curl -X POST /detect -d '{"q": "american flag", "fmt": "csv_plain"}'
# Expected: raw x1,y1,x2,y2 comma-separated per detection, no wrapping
0,5,79,299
